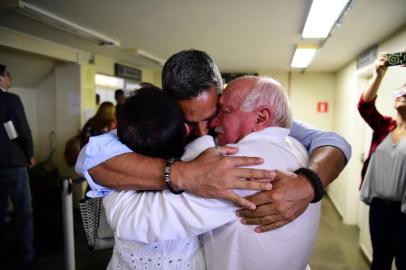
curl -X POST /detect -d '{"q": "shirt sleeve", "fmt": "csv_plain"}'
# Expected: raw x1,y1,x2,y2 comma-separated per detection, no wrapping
102,135,237,243
10,95,33,161
75,130,132,197
357,95,393,132
103,190,236,243
289,120,352,163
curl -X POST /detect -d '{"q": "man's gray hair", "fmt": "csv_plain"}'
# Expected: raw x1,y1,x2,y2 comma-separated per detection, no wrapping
240,76,292,128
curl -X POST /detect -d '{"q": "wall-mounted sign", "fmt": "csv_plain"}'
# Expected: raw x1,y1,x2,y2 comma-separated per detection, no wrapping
357,45,377,69
317,102,329,113
115,63,142,81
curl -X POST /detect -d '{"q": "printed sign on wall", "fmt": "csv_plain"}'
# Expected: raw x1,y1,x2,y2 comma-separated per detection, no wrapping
317,102,329,113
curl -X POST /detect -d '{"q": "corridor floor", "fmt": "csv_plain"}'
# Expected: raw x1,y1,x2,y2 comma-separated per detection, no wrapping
5,196,371,269
309,197,370,270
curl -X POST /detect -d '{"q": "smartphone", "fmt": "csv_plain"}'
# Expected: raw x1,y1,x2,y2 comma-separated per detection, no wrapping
386,52,406,66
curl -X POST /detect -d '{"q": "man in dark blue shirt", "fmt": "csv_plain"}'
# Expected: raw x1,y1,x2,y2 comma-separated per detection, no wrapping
0,64,36,267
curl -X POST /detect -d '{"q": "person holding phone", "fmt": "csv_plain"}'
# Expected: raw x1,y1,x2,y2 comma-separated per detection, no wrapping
358,52,406,270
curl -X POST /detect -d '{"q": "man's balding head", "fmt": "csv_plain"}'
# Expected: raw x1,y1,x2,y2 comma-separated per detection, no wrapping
238,76,292,128
211,76,291,145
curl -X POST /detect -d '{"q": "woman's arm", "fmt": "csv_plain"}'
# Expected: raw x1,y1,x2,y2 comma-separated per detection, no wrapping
103,190,236,243
362,53,387,102
358,53,393,131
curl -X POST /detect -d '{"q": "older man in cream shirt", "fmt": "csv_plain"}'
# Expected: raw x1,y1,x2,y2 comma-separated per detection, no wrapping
89,76,321,270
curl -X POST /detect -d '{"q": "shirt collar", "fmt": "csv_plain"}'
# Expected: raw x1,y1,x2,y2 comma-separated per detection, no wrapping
185,135,215,152
238,127,290,144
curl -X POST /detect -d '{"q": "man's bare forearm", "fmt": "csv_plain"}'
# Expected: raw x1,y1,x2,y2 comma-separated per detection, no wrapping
237,145,347,232
88,147,273,210
307,146,347,187
89,152,167,190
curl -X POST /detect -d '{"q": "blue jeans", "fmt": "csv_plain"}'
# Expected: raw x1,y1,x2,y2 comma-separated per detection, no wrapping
369,198,406,270
0,167,34,264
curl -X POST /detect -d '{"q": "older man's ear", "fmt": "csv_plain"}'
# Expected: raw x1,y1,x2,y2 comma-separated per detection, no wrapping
253,107,272,131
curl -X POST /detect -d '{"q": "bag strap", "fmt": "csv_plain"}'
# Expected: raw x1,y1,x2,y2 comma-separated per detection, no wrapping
96,197,103,229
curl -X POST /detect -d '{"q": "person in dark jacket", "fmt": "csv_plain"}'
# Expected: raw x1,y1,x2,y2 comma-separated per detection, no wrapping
114,89,125,120
0,64,36,266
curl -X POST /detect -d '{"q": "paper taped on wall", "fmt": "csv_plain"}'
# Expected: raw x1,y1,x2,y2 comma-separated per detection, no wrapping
3,120,18,140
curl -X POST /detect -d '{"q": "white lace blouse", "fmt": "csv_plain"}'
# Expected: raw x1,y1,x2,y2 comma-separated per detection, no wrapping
107,236,205,270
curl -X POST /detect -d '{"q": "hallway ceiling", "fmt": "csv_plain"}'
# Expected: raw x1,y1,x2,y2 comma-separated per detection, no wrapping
1,0,406,72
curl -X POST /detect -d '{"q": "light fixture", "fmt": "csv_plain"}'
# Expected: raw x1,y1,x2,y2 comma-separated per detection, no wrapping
126,49,165,66
136,49,165,66
3,0,120,46
302,0,350,38
291,47,318,68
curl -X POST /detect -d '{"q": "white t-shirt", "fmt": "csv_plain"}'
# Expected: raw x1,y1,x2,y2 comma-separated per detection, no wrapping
103,127,321,270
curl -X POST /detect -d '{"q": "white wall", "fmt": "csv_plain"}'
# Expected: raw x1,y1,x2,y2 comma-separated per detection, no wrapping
258,71,336,131
0,48,55,89
54,63,82,177
35,72,57,161
290,72,335,131
142,68,162,88
330,61,359,220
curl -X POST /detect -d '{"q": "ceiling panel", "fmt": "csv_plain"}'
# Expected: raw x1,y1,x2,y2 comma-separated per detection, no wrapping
1,0,405,72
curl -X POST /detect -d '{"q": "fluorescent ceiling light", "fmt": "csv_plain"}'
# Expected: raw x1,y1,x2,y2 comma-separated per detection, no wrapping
302,0,350,38
126,49,165,66
291,48,318,68
136,49,165,66
9,0,120,46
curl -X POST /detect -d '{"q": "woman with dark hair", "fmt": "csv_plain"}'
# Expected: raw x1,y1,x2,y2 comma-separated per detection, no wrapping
117,86,186,160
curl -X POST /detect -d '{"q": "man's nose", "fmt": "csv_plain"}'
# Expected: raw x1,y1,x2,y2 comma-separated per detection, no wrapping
193,121,209,136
